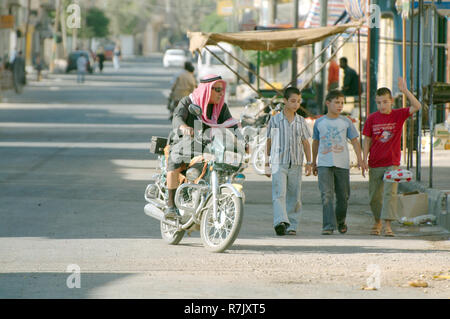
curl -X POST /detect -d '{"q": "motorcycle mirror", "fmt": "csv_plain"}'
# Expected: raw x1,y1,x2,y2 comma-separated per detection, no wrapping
188,104,202,117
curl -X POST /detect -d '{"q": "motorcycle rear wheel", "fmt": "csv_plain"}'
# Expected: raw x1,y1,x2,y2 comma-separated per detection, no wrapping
160,220,185,245
251,144,266,175
200,190,243,253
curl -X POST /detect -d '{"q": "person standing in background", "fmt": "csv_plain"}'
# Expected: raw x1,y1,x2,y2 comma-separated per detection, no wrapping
113,43,121,71
328,56,339,91
76,54,87,84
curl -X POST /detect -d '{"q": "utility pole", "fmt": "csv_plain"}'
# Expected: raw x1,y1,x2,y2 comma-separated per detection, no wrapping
291,0,299,87
416,0,424,182
72,0,79,52
271,0,277,24
49,0,61,73
368,0,379,114
24,0,31,66
319,0,328,113
60,2,68,58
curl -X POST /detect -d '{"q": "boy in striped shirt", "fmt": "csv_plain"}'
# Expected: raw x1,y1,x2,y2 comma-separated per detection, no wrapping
265,87,312,236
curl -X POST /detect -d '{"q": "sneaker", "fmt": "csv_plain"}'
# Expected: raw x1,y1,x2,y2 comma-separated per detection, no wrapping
164,207,179,219
321,229,334,235
274,223,287,236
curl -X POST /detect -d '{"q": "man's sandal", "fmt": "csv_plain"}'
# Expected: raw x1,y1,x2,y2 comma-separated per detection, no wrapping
383,229,395,237
370,224,382,236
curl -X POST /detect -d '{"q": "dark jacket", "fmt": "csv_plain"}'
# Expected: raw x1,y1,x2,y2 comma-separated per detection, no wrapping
342,66,360,96
169,96,240,143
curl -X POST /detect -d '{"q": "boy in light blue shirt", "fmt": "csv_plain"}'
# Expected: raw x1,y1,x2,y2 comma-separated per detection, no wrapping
312,90,365,235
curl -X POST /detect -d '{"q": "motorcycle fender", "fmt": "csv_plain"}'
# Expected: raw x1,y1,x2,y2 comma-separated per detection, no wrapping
221,183,243,198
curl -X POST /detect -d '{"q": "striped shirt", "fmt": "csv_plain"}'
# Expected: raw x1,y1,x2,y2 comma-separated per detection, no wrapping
266,111,311,166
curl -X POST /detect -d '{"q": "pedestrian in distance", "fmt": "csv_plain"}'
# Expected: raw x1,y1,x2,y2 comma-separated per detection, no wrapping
113,43,121,71
312,90,365,235
76,54,87,84
34,55,43,82
11,51,26,93
96,46,105,72
362,77,422,237
265,87,312,236
168,61,197,121
339,57,360,97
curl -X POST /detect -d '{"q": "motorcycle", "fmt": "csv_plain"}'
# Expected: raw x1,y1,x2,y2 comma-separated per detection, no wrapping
144,104,246,253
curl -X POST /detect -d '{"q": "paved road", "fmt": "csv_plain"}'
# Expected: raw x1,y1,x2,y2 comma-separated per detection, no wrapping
0,56,449,300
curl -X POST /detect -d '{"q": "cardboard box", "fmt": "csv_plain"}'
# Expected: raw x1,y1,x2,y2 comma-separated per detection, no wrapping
395,192,429,219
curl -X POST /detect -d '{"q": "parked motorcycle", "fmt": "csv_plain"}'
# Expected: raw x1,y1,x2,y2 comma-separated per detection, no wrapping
144,104,246,253
240,98,283,174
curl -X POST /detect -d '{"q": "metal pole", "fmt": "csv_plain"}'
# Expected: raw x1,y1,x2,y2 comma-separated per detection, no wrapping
257,51,260,91
368,0,379,114
429,2,435,188
319,0,328,112
366,23,372,117
358,28,362,146
408,0,415,170
402,17,407,164
291,0,299,87
416,0,424,182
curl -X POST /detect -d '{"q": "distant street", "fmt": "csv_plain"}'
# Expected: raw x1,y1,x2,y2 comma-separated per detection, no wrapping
0,55,449,299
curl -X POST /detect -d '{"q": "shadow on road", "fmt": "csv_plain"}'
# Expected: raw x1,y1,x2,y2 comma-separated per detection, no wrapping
0,272,133,298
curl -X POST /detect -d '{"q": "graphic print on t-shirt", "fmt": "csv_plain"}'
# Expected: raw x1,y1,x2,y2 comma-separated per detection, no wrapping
372,122,396,143
320,126,345,154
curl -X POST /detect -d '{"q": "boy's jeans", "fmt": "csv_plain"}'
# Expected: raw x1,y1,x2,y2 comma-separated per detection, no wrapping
272,164,303,232
369,166,399,221
317,166,350,231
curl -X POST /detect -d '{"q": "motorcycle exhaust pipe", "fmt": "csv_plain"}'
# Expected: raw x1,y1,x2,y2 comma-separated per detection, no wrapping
144,202,177,227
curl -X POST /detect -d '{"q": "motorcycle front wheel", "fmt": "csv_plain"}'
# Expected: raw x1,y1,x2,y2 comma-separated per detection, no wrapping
200,190,244,253
160,220,185,245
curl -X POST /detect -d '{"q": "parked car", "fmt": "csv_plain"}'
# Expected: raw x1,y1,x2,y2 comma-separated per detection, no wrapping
66,50,94,74
163,49,188,68
103,44,115,61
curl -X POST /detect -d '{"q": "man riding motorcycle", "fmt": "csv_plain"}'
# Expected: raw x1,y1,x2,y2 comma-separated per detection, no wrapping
165,74,245,218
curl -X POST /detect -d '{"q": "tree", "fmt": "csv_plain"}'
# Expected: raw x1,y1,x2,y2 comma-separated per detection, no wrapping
104,0,153,36
85,7,109,38
245,49,291,67
200,12,228,33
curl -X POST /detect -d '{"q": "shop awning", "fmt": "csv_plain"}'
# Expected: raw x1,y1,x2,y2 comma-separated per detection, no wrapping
188,21,362,53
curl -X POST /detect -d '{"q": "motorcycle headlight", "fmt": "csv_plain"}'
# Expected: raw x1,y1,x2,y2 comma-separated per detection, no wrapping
186,167,200,182
232,173,246,184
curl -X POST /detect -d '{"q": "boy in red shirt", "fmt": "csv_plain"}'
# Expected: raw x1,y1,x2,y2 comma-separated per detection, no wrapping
362,77,422,236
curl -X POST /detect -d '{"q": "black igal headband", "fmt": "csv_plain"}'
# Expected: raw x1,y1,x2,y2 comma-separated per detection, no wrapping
200,75,222,83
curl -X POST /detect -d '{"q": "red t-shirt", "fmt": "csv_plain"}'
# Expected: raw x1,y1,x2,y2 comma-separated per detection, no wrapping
362,108,411,168
328,60,339,88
